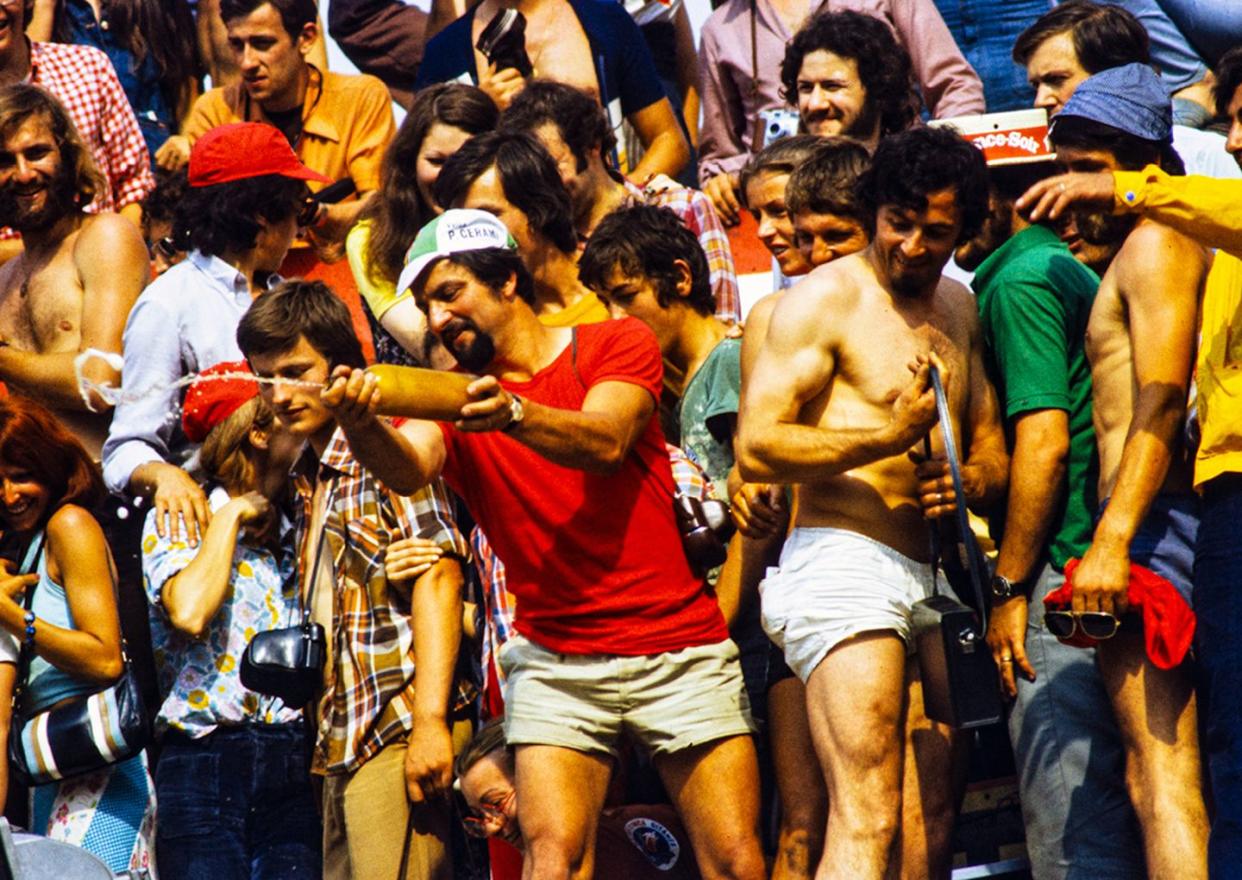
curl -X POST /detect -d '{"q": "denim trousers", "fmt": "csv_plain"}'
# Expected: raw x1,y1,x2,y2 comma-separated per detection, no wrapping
155,723,321,880
1194,475,1242,876
1008,563,1146,879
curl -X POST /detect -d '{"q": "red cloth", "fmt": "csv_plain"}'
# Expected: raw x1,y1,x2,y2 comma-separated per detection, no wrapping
1044,559,1196,669
439,318,727,656
181,361,257,443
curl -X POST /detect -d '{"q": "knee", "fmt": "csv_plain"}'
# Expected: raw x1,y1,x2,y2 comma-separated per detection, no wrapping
699,839,767,880
525,833,588,880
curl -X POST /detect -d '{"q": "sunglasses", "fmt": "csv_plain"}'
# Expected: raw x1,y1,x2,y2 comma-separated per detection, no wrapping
461,790,514,839
297,197,323,230
149,235,178,260
1045,610,1120,640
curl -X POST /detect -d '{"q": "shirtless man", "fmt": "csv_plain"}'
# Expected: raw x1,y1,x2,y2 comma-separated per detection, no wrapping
737,125,1008,879
414,0,688,181
1041,65,1210,877
0,84,148,456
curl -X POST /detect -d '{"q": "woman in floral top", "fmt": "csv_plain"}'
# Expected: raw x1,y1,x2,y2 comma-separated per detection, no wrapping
141,363,320,879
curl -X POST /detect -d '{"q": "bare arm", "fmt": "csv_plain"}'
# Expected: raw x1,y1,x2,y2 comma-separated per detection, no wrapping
736,287,939,483
0,662,13,812
161,494,269,638
628,98,691,183
405,556,464,802
1071,228,1206,615
671,2,699,147
0,215,148,412
984,407,1069,697
0,507,123,685
459,374,655,474
28,0,55,41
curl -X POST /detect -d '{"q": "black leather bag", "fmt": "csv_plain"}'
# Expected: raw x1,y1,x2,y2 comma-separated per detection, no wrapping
8,535,151,786
241,516,328,709
912,365,1003,730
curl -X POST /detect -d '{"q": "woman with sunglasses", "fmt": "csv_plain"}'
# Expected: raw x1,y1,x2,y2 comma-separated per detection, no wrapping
141,363,319,879
347,83,498,367
0,396,155,875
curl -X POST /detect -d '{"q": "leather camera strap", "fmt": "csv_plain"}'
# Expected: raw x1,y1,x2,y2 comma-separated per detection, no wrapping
928,364,990,629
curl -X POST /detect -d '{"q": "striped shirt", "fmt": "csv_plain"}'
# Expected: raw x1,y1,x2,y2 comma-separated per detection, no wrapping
295,427,472,775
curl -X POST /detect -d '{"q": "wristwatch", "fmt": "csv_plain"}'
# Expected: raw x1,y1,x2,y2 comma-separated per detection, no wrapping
991,573,1021,600
502,393,525,432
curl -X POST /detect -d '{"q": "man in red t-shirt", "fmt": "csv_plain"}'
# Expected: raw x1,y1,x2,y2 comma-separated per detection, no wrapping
324,209,764,880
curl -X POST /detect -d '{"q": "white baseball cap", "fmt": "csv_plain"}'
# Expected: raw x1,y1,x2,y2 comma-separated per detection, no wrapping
395,209,518,297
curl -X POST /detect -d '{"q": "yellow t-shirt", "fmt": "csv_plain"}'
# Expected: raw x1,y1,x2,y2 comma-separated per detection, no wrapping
346,219,403,320
537,291,610,327
1113,166,1242,488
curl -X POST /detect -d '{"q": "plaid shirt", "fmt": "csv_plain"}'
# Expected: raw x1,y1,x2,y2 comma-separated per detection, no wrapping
295,427,473,775
624,179,740,322
2,43,154,241
475,445,709,703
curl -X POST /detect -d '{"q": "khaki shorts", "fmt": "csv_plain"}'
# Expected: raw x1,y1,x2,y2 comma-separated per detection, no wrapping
498,634,755,758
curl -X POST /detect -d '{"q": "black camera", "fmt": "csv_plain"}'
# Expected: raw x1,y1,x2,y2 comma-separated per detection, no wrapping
674,495,736,574
477,9,534,78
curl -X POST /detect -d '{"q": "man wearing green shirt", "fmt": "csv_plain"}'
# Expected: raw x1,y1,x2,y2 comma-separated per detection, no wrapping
956,146,1146,879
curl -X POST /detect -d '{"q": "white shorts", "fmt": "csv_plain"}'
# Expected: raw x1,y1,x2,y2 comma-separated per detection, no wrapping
759,527,935,682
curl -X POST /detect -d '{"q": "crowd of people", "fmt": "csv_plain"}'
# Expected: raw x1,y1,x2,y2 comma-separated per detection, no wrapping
1,0,1242,878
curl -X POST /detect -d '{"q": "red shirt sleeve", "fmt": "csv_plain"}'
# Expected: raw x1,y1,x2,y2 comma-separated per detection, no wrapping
576,317,664,401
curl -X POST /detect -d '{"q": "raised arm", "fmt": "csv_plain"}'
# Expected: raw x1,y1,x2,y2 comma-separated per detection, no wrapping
736,285,939,483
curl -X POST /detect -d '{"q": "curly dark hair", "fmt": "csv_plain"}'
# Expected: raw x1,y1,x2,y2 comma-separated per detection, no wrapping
362,84,497,288
579,205,714,316
434,131,579,255
174,173,307,258
780,11,917,138
220,0,316,36
499,80,616,172
448,248,536,307
858,126,990,244
1216,46,1242,119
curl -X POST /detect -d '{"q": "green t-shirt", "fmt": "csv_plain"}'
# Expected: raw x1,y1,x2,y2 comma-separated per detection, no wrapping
678,337,742,496
973,224,1100,569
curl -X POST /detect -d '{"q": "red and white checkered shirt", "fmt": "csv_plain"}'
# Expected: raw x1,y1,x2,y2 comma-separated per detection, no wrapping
624,178,741,322
1,42,154,240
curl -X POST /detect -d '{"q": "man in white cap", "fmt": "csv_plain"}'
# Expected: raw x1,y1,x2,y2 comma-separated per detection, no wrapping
328,208,767,880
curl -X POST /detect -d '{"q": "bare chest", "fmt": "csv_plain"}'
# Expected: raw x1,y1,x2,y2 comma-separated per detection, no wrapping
0,252,85,353
1085,276,1129,371
473,4,599,98
835,307,968,413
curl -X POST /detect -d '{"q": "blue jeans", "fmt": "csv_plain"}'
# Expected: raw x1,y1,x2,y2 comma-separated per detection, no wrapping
1008,564,1146,879
1194,475,1242,875
931,0,1043,112
155,723,321,880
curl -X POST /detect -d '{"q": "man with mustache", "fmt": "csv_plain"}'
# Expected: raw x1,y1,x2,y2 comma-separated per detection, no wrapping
0,83,147,457
780,11,918,155
737,125,1008,879
1041,63,1211,878
324,207,766,880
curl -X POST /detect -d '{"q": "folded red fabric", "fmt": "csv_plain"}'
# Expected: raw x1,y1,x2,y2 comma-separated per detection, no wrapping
1043,559,1195,669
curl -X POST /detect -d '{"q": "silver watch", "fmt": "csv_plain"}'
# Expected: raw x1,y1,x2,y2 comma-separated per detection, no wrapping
502,393,525,432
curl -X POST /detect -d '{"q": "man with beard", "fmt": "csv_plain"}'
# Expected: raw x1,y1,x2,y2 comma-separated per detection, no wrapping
0,0,153,261
1040,64,1210,877
325,208,766,880
951,109,1147,879
780,11,918,155
0,84,148,456
1014,52,1242,871
736,126,1009,879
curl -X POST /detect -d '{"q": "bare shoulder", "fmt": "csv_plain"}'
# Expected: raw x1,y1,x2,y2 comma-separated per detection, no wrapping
75,212,146,259
935,275,981,330
780,253,867,315
45,504,108,557
1114,219,1211,293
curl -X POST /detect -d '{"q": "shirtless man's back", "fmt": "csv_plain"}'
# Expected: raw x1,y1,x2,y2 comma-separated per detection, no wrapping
0,85,148,457
738,127,1006,879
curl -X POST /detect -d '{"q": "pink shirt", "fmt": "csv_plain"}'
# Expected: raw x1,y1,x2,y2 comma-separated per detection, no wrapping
697,0,985,183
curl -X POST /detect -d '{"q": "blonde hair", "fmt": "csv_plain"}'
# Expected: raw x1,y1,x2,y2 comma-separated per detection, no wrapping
199,396,275,495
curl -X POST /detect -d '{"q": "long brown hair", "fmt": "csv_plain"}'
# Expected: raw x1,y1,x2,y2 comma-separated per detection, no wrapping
199,397,276,496
362,84,498,287
0,396,103,533
0,84,106,211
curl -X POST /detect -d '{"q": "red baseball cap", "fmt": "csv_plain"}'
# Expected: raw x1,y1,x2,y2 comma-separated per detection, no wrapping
182,361,261,444
188,123,331,188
